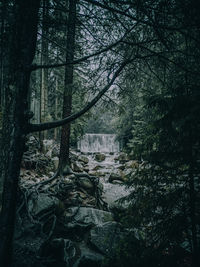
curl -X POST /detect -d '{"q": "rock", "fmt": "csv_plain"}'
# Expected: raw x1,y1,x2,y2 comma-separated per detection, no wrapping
78,155,89,164
83,165,90,172
102,183,131,209
72,162,84,172
125,160,139,169
52,156,59,170
70,151,79,162
52,145,60,157
42,139,54,154
28,193,60,217
95,153,106,162
108,170,124,183
117,164,125,171
88,171,105,177
115,152,129,163
89,222,128,257
77,177,94,191
45,149,52,157
112,180,123,184
77,242,104,267
92,165,103,171
65,207,114,229
63,165,74,175
122,168,135,180
40,238,79,266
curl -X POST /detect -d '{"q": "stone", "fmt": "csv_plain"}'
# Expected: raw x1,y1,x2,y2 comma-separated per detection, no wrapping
65,207,114,229
78,155,89,164
41,238,78,266
108,170,124,183
52,156,59,170
122,168,135,180
102,183,131,210
83,165,90,172
28,193,60,217
52,145,60,157
92,165,103,171
89,222,127,257
117,164,125,171
77,177,94,191
125,160,139,169
95,153,106,162
42,139,54,154
76,242,104,267
115,152,129,163
72,162,84,172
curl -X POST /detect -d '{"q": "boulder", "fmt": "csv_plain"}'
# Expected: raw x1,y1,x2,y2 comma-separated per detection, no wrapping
117,164,125,171
108,170,124,183
65,207,114,229
52,145,60,157
102,183,131,210
76,242,104,267
78,155,89,164
40,238,78,266
115,152,129,163
125,160,139,169
52,156,59,170
92,165,103,171
122,168,135,180
28,193,60,217
72,162,84,172
95,153,106,162
89,222,127,257
83,165,90,172
42,139,54,154
88,171,106,177
77,177,94,191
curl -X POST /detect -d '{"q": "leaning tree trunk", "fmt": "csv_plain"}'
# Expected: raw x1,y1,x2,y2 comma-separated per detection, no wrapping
0,1,40,266
59,0,77,173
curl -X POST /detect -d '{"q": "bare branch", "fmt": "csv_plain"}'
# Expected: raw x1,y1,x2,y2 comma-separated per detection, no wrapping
27,59,132,133
31,27,133,71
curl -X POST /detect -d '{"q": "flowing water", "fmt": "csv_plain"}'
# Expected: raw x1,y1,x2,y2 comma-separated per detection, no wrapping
77,133,120,153
77,133,130,208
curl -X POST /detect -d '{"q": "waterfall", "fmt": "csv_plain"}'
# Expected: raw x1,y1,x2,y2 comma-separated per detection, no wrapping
77,133,120,153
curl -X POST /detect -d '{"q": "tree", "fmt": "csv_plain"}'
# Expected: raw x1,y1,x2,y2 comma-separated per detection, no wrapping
59,0,77,173
0,1,41,265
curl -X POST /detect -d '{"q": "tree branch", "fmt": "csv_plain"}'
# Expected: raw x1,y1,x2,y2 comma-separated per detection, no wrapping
27,59,132,133
83,0,196,31
31,27,133,71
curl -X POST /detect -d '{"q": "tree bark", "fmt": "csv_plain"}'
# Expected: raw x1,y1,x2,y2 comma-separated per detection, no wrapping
0,1,40,266
59,0,77,172
40,0,49,142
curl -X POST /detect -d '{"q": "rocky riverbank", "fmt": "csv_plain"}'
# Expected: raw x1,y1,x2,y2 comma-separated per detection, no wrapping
13,137,142,267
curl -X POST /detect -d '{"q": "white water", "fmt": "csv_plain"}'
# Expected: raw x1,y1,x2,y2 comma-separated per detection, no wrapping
77,133,120,153
76,133,130,208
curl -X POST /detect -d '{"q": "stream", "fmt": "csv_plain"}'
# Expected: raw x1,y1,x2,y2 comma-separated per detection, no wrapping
77,133,131,208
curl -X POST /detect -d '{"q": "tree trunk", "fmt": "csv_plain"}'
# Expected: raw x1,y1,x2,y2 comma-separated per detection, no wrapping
0,1,40,266
0,0,9,111
59,0,77,172
54,76,59,140
40,0,49,142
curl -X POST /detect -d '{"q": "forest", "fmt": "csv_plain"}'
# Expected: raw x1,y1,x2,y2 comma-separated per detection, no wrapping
0,0,200,266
